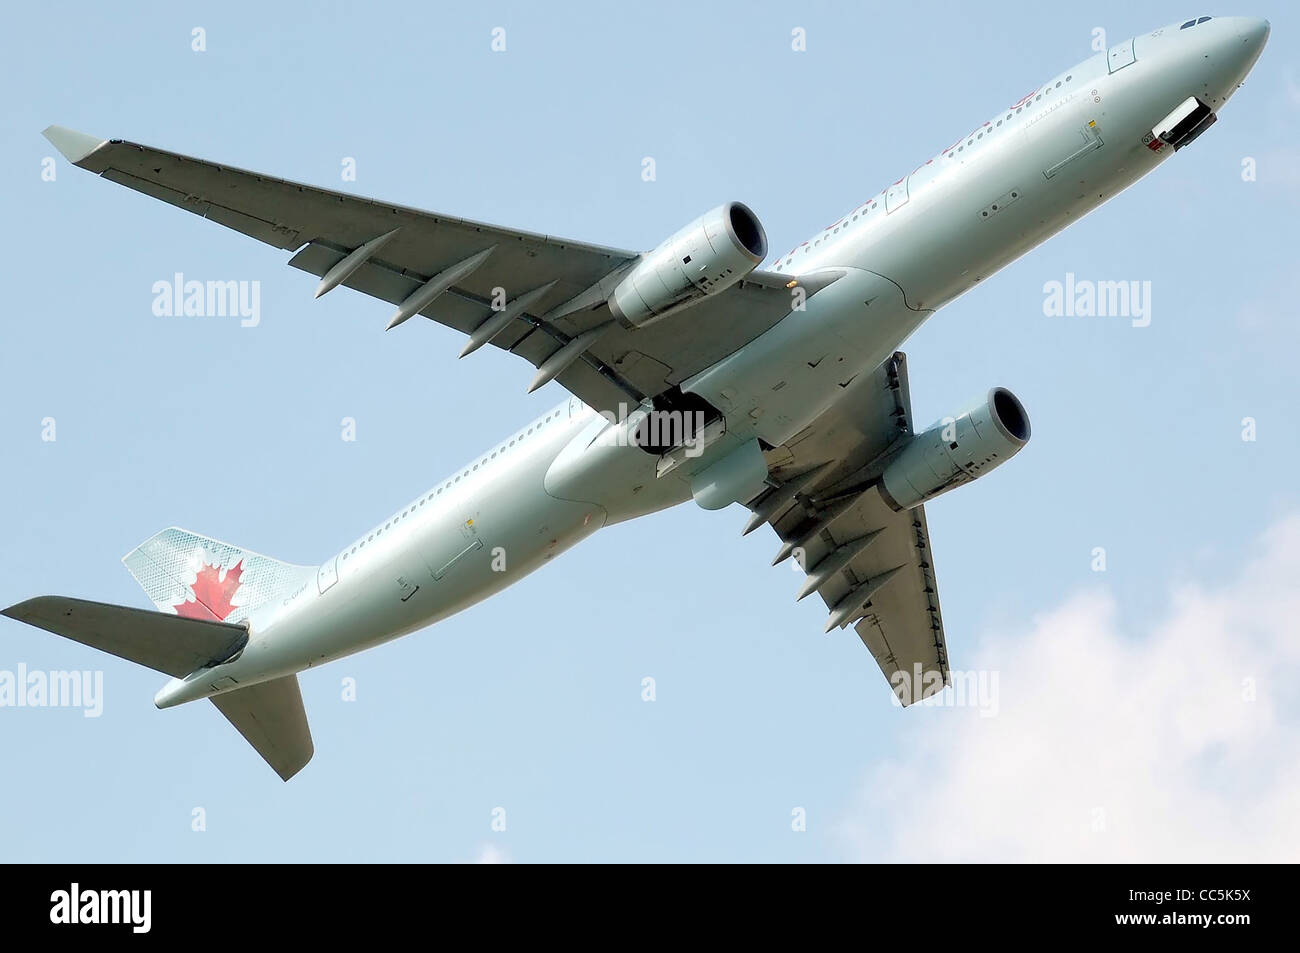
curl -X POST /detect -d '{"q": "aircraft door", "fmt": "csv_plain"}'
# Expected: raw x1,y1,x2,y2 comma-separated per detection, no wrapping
885,176,910,213
1107,40,1135,72
317,555,338,593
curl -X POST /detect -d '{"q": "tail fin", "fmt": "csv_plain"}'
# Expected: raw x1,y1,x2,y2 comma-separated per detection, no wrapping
121,527,318,780
122,527,312,625
2,527,317,781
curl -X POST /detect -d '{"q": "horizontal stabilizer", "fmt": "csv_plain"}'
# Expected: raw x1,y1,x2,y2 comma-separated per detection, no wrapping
210,675,314,781
2,596,247,678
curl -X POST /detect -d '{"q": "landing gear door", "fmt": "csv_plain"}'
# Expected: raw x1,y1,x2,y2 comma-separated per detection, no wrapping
1107,40,1135,73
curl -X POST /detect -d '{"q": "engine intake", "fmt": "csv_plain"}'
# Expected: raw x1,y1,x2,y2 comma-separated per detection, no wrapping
609,203,767,328
879,388,1031,511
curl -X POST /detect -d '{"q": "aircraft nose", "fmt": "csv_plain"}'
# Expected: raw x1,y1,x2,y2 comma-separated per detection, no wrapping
1238,17,1270,48
1227,16,1268,74
1201,16,1270,89
1224,16,1270,67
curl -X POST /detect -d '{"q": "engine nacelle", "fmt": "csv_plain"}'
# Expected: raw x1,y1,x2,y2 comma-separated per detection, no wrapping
879,388,1031,511
608,202,767,328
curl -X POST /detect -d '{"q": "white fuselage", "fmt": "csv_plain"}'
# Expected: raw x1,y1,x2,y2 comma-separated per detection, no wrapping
156,16,1267,708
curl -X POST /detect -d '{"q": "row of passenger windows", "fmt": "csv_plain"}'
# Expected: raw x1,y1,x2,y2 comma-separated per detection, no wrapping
945,73,1074,158
777,72,1077,267
338,409,564,562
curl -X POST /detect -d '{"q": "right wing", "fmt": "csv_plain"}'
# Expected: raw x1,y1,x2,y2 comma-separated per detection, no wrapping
43,126,839,416
747,352,950,704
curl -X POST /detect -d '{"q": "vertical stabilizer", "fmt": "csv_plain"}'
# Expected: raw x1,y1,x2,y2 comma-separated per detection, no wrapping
122,527,313,625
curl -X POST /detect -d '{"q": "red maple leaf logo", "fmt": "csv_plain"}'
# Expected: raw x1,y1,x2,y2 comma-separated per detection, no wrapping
174,560,243,621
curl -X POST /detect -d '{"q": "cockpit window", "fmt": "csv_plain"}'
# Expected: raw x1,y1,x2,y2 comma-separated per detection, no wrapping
1197,16,1211,24
1181,16,1212,29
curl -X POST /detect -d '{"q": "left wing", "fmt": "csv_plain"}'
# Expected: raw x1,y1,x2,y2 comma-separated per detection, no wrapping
42,126,838,416
747,352,950,704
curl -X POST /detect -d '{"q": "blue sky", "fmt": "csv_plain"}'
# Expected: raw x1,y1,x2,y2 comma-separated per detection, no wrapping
1,0,1297,862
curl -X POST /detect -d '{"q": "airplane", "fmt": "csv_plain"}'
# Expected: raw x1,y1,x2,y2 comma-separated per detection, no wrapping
5,15,1269,780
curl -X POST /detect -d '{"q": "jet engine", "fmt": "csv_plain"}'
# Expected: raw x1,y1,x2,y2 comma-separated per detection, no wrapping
608,202,767,328
879,388,1031,511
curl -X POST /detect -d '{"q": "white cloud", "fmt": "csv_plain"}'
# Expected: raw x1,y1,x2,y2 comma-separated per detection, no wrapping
474,843,511,864
841,513,1300,862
